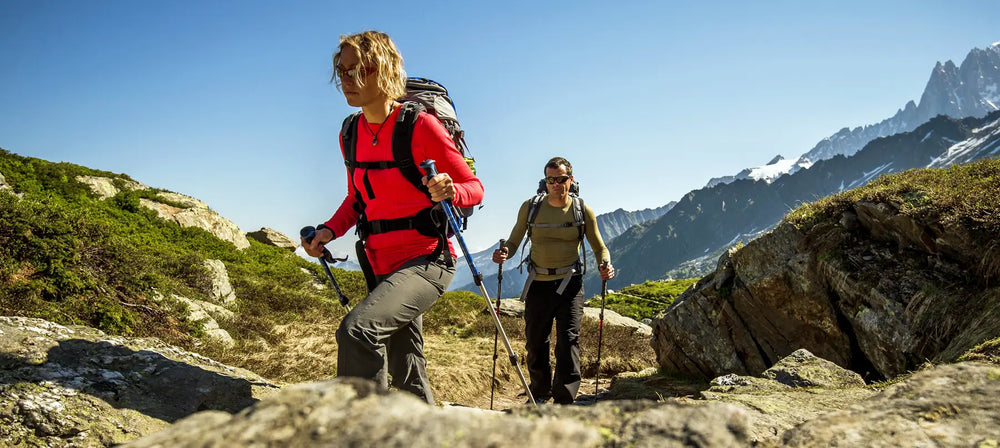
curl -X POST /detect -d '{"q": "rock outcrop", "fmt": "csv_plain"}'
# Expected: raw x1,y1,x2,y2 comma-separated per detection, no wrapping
139,197,250,250
151,257,242,347
652,199,1000,381
247,227,298,251
0,317,278,447
152,292,235,348
203,259,237,306
74,175,149,199
1,171,23,198
74,175,251,250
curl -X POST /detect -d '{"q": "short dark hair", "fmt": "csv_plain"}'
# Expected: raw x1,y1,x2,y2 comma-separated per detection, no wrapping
545,157,572,176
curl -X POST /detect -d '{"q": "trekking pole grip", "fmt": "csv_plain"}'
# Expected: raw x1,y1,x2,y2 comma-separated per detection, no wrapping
301,226,336,263
498,238,507,265
419,159,439,178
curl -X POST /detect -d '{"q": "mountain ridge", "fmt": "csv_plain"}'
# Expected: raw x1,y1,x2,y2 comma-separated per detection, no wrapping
707,43,1000,189
590,110,1000,292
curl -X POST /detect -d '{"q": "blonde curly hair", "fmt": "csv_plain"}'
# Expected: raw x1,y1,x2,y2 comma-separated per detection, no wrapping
332,31,407,100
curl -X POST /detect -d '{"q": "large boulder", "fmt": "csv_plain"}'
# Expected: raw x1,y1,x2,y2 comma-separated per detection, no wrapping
247,227,298,251
0,317,278,447
653,200,1000,381
583,307,652,337
124,378,603,448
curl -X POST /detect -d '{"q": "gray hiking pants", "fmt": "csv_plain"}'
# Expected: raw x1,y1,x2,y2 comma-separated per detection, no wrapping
523,274,584,404
336,254,454,405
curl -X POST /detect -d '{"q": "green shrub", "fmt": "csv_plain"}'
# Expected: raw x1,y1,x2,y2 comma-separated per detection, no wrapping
585,278,699,320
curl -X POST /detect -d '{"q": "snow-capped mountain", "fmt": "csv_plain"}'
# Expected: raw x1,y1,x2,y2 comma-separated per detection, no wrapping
799,42,1000,165
601,110,1000,291
709,43,1000,188
705,155,812,188
929,116,1000,168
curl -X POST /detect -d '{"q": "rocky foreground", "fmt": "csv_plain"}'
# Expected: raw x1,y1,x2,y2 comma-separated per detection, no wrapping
0,316,278,446
2,316,998,447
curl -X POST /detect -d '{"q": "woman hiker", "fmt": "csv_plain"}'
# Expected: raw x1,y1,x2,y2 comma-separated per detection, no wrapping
302,30,484,405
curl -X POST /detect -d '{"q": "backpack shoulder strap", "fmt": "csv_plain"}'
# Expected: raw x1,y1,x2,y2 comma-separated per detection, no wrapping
341,112,364,211
525,194,546,239
391,102,431,200
573,195,587,274
341,112,361,168
572,196,585,240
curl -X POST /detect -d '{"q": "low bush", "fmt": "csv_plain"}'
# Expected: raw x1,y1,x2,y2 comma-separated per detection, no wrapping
585,278,699,320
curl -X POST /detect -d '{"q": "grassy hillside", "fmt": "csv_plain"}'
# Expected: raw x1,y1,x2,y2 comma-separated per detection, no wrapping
786,158,1000,234
0,148,365,364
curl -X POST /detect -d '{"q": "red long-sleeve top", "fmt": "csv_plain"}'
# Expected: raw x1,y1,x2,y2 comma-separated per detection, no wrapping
324,107,484,275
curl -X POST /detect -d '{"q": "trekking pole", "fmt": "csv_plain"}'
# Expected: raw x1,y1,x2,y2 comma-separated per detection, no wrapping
300,226,352,311
419,160,536,406
594,261,609,397
490,238,506,410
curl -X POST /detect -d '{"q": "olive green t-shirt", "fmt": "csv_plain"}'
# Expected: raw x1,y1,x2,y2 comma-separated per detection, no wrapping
502,195,609,281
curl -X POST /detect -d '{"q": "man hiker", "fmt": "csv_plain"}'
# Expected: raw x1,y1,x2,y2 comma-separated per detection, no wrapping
492,156,614,404
302,30,484,405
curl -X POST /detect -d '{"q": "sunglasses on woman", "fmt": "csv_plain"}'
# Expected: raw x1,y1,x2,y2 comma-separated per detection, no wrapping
545,175,570,184
336,65,375,80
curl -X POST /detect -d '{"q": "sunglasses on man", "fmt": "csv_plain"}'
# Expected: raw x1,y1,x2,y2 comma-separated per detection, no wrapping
544,175,571,184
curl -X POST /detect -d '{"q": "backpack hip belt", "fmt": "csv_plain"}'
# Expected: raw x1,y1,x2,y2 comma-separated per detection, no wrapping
519,260,583,301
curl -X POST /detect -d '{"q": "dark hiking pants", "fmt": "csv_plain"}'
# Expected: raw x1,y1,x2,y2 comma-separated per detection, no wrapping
523,274,584,404
336,254,454,405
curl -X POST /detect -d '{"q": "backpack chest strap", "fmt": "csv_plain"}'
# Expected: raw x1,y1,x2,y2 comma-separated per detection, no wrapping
345,160,400,170
528,222,584,229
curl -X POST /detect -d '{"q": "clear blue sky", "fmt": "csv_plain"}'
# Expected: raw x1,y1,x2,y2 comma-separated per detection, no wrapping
1,1,997,256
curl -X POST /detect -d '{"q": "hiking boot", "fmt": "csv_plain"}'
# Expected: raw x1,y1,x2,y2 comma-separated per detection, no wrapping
525,395,550,405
